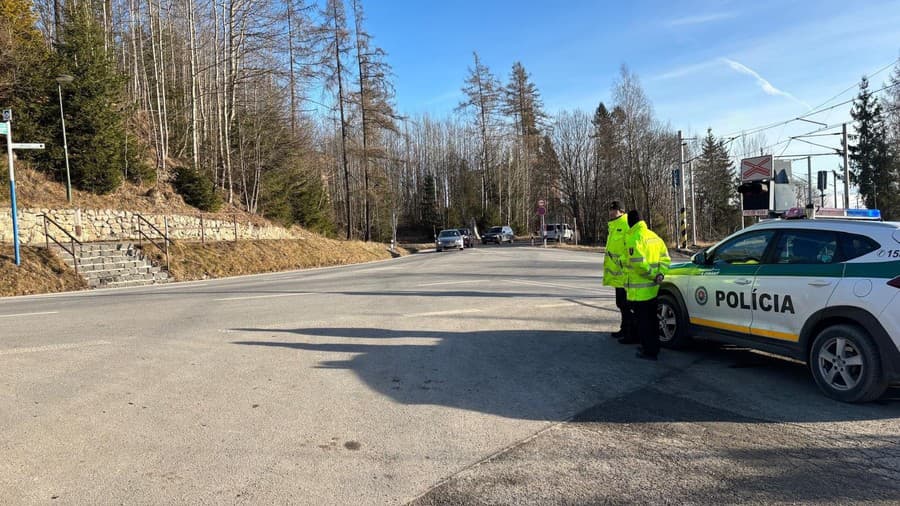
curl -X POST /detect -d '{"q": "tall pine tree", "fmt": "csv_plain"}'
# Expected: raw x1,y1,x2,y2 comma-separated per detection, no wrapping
47,4,140,194
0,0,51,167
849,76,898,218
695,129,738,239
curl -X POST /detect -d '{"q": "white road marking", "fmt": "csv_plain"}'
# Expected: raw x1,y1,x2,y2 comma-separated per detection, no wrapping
507,279,607,293
0,311,59,319
536,302,578,308
416,280,480,287
148,282,208,290
214,292,313,301
405,308,483,317
0,340,110,356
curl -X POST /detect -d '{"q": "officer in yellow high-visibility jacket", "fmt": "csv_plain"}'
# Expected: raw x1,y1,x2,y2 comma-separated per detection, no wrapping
603,200,630,341
624,210,671,360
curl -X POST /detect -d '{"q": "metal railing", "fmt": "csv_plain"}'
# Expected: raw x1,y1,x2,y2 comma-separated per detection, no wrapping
134,213,174,271
42,214,82,274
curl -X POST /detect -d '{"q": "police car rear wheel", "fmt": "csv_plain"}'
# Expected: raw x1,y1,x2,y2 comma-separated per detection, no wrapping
809,324,888,403
657,294,690,349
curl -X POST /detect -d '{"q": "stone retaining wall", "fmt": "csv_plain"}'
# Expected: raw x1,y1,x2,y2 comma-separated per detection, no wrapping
0,208,300,244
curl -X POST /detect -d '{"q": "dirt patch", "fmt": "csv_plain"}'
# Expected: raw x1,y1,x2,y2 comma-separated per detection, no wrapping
145,237,408,282
0,244,88,296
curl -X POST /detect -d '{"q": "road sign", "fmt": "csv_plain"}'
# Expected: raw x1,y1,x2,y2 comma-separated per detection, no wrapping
538,199,545,207
10,142,44,150
0,122,7,135
741,155,773,182
537,207,546,216
742,209,768,217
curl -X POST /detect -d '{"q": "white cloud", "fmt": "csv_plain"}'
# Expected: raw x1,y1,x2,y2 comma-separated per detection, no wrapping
720,58,810,109
666,12,737,27
650,60,719,81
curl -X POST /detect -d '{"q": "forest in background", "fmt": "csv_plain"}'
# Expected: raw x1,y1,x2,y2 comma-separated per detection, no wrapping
3,0,899,245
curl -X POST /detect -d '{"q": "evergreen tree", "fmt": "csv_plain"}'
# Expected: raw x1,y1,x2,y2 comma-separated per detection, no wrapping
849,76,898,218
420,173,439,237
290,170,336,236
884,59,900,146
695,129,738,239
173,165,222,211
0,0,52,160
46,4,137,194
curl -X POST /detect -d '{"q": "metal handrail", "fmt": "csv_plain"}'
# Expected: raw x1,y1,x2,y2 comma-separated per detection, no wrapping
133,213,173,271
42,214,82,275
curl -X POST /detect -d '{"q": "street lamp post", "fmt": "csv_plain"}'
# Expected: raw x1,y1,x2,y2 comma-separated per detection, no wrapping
56,74,74,204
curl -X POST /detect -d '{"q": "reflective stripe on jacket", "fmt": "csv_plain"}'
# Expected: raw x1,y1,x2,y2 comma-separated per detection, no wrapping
603,214,629,287
625,221,671,301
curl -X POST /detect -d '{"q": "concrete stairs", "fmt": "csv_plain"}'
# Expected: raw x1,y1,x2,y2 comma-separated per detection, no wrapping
52,242,170,289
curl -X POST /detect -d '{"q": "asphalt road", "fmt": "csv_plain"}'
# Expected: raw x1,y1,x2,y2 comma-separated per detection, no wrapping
2,243,899,505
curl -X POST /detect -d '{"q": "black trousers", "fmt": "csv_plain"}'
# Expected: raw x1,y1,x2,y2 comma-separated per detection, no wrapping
614,288,628,334
631,299,660,356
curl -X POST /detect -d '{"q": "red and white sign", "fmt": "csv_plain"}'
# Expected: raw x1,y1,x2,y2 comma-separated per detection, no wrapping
537,207,546,216
741,155,773,181
537,199,546,207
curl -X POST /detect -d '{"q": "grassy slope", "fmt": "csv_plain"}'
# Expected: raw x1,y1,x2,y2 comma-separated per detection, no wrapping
156,238,406,281
1,167,409,297
0,244,88,296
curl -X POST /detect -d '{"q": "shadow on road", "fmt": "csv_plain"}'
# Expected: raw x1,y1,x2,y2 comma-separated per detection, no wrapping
564,385,900,504
232,327,900,423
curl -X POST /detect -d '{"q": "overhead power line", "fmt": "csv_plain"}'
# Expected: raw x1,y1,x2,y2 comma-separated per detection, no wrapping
717,58,900,140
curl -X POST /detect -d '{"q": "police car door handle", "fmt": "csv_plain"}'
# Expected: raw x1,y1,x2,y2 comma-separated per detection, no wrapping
734,278,752,286
808,280,832,287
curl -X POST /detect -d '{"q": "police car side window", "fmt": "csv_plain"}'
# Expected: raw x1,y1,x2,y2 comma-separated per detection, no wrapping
772,230,838,264
839,233,880,261
710,231,774,265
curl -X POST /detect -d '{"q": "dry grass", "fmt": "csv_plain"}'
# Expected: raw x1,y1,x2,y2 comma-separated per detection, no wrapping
2,166,269,225
148,237,409,282
0,244,88,296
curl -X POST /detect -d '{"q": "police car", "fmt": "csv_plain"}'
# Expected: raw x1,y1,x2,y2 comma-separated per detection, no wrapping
657,209,900,402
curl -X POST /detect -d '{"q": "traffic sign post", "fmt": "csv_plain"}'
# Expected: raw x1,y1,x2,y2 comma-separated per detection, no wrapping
3,115,20,266
536,199,547,247
3,110,45,266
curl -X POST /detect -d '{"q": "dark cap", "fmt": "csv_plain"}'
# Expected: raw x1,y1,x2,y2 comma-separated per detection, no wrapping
608,200,624,211
627,210,642,227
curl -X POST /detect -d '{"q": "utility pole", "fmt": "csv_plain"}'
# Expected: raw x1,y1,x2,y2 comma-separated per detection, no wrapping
677,131,687,249
689,161,697,246
842,123,850,209
806,156,813,206
833,171,838,207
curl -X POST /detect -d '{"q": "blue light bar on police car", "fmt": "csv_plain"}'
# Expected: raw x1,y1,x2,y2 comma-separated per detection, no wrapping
846,209,881,219
815,208,882,220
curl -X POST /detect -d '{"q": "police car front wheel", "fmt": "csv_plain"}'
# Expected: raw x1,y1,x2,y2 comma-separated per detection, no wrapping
809,324,889,403
657,294,690,349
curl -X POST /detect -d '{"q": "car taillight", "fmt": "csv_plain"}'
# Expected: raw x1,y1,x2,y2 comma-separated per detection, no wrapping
889,276,900,289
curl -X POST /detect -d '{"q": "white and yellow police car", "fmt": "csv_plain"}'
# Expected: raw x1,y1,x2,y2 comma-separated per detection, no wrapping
657,209,900,402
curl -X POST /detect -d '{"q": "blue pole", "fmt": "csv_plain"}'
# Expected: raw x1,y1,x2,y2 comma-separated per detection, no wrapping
5,119,19,265
9,179,20,265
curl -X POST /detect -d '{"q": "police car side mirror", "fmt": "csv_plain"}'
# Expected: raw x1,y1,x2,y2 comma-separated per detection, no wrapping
692,250,707,265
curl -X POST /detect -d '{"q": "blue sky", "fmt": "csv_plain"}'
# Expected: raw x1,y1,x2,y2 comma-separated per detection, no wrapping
364,0,900,195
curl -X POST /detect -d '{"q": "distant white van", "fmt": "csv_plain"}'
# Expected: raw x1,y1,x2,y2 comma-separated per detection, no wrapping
544,223,573,242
